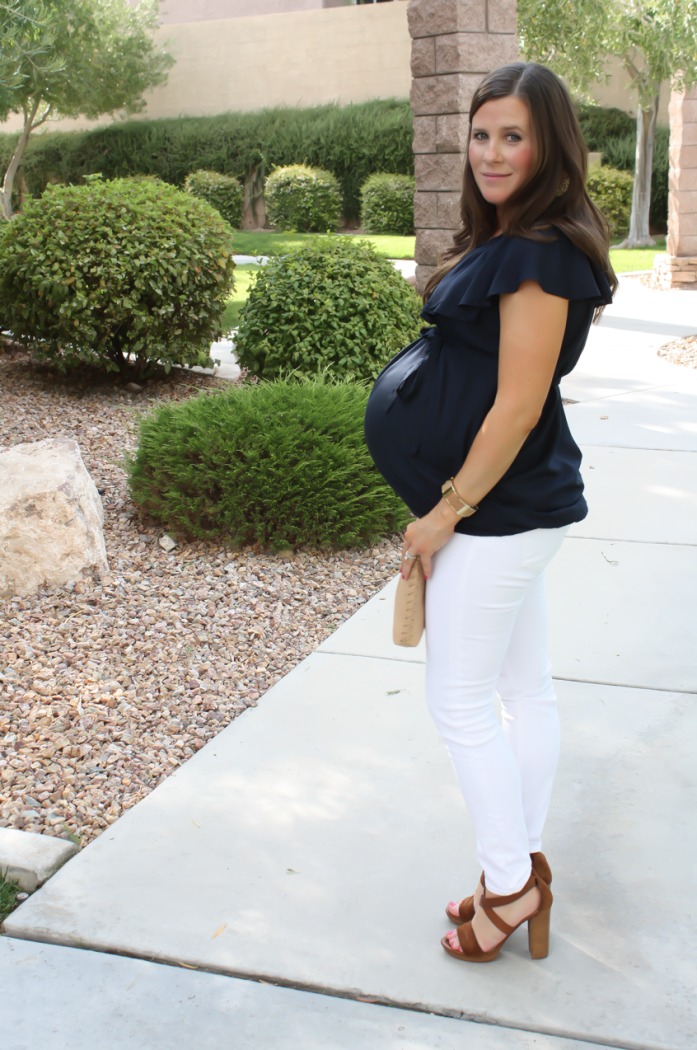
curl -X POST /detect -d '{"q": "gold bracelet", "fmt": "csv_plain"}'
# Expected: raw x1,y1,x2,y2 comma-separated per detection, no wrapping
441,477,479,518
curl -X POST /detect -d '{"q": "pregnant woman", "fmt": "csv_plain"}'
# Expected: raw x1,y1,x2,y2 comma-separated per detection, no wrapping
364,62,616,963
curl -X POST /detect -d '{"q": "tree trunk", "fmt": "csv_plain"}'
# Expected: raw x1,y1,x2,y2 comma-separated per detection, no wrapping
1,99,45,221
618,93,659,248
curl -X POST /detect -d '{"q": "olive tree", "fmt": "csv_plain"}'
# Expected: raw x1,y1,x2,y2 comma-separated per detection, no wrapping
519,0,697,247
0,0,174,220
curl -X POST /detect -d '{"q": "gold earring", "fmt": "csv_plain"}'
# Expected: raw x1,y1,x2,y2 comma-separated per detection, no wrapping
556,175,570,197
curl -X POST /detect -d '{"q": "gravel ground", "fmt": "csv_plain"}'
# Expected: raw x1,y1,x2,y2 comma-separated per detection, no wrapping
0,349,400,846
657,334,697,369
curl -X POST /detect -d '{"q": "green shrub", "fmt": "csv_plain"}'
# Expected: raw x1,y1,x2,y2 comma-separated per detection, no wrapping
0,99,414,223
234,238,422,382
586,166,635,235
0,176,235,378
600,126,669,233
128,374,409,549
575,102,635,150
265,164,342,232
360,173,415,235
184,169,243,228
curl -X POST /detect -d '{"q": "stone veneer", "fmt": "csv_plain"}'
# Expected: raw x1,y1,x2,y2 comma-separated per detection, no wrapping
652,86,697,290
408,0,518,294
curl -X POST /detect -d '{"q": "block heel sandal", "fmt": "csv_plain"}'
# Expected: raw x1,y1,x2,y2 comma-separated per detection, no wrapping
445,851,552,926
441,868,553,963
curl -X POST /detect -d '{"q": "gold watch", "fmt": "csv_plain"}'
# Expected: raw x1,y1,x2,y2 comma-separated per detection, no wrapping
441,478,479,517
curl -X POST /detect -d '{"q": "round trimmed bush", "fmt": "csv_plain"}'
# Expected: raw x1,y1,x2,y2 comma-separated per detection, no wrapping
184,169,243,228
234,238,422,382
128,374,409,549
360,173,415,235
265,164,342,232
0,175,236,378
586,166,634,235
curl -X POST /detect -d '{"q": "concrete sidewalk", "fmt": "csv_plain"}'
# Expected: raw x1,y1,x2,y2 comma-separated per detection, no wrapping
3,281,697,1048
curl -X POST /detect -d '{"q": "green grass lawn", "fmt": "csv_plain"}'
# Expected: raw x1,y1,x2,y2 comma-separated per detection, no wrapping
231,230,667,273
222,237,667,333
0,868,20,923
223,263,261,331
231,230,416,260
609,238,666,273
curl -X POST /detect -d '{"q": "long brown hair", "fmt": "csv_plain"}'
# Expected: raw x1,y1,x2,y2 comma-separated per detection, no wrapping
423,62,618,311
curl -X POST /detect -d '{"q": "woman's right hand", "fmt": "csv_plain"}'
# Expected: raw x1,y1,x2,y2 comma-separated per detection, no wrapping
401,500,459,580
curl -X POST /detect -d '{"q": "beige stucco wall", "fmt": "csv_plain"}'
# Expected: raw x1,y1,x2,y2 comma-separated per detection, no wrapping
1,3,411,135
0,4,667,138
586,54,669,125
155,0,344,22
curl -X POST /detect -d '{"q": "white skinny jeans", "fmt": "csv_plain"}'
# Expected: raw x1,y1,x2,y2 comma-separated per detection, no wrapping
425,526,568,895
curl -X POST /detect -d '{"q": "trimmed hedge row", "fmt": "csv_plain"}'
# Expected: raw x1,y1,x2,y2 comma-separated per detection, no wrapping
0,100,669,231
0,99,414,223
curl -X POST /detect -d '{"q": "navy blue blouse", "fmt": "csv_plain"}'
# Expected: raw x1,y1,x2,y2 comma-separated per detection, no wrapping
364,231,613,536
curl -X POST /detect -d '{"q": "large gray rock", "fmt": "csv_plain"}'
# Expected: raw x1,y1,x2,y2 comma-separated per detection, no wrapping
0,438,108,597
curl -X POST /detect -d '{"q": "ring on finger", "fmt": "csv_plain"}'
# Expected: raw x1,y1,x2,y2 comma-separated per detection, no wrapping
403,551,417,560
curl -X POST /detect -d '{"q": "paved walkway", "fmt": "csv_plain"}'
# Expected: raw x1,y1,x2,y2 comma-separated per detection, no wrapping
3,280,697,1048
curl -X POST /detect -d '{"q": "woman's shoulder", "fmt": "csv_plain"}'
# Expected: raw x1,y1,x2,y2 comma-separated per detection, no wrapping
423,229,612,322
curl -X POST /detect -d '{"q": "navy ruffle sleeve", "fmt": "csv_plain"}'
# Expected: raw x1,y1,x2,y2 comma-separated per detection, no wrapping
423,231,612,324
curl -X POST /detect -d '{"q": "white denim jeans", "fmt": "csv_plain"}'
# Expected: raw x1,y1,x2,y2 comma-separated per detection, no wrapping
425,526,568,895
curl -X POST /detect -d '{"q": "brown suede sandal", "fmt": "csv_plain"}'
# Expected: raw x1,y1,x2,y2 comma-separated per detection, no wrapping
441,869,553,963
444,851,552,926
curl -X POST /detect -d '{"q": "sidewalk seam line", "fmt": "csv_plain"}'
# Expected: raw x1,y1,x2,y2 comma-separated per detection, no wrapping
577,444,697,453
0,934,678,1050
314,652,696,694
566,535,697,548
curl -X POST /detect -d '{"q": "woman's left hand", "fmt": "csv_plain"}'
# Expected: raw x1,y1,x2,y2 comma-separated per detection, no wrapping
401,500,459,580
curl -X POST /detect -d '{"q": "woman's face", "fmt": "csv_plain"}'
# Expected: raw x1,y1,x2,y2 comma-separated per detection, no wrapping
468,95,534,212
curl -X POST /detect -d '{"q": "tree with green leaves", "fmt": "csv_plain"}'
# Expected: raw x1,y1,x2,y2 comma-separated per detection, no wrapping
519,0,697,247
0,0,174,220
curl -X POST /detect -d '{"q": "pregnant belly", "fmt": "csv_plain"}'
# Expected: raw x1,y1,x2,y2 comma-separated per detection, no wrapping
364,338,496,517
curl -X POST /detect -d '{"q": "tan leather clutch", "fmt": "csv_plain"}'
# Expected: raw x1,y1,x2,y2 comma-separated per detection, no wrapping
393,558,425,647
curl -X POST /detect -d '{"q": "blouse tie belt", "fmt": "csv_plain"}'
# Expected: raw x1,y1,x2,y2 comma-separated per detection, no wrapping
379,325,443,455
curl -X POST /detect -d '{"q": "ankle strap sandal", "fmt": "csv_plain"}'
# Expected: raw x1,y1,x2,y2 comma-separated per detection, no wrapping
442,868,553,963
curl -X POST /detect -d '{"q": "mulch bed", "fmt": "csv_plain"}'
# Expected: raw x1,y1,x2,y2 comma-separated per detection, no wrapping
0,350,400,846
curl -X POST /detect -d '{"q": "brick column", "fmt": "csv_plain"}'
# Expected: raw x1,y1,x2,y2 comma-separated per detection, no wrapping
408,0,518,294
653,86,697,289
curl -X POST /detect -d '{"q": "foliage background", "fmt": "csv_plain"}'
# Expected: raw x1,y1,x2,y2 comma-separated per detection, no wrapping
265,164,342,232
0,99,413,223
184,169,243,228
360,172,415,235
0,99,670,229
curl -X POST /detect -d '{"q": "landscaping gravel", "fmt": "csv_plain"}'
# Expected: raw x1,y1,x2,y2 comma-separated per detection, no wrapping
657,334,697,369
0,350,400,847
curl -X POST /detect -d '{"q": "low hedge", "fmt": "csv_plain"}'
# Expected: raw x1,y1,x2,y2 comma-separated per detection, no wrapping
360,173,415,235
128,374,410,550
234,238,423,382
265,164,342,232
586,166,635,235
184,169,243,228
0,176,235,378
0,99,414,223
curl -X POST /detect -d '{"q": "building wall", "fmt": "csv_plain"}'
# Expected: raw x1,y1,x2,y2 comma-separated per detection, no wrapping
154,0,335,23
0,3,668,137
0,2,411,134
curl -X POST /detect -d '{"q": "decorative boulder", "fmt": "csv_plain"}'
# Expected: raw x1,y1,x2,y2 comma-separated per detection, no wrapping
0,438,108,597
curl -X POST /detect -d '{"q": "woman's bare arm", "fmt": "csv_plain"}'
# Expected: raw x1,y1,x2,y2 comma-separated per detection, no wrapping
402,280,569,577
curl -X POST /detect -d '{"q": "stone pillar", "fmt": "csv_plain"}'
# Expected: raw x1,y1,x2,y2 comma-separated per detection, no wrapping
653,86,697,289
408,0,518,294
